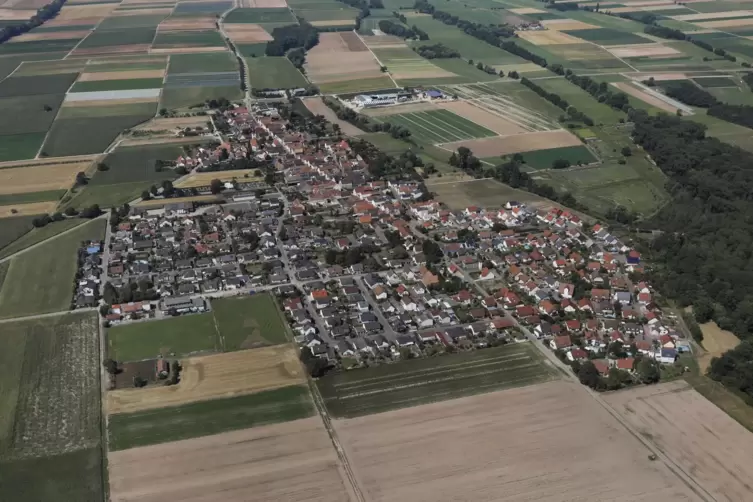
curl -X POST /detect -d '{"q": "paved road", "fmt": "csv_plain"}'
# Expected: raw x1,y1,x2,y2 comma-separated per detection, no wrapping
356,276,398,343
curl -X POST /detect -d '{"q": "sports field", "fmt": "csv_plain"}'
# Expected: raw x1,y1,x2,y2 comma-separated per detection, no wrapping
108,385,314,450
383,109,497,144
0,218,106,318
318,342,556,418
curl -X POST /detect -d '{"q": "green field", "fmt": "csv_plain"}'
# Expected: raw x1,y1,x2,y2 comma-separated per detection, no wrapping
76,27,157,48
63,181,153,210
224,7,297,23
96,14,166,30
246,57,308,89
563,28,652,45
383,109,496,144
0,313,103,501
293,7,358,22
69,78,164,93
108,313,220,362
0,39,80,55
0,132,46,161
212,294,290,350
57,101,157,119
517,145,598,170
0,72,77,97
317,75,396,94
153,30,226,48
430,177,554,210
237,42,268,57
108,385,314,450
0,218,88,260
0,189,66,206
0,94,65,135
91,143,182,186
533,77,625,125
692,76,738,88
167,52,239,73
41,114,153,157
160,84,242,109
0,215,37,252
0,219,105,318
318,342,555,418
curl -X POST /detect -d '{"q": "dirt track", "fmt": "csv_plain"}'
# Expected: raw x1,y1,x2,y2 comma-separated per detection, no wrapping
605,381,753,501
335,380,699,502
109,417,356,502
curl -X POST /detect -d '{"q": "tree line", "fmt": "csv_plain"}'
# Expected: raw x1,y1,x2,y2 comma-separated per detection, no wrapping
521,77,595,126
414,43,459,59
265,21,319,58
348,138,426,181
663,80,753,130
0,0,66,44
378,19,428,40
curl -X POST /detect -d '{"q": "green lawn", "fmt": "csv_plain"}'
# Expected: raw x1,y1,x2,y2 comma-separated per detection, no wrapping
246,57,308,89
317,342,556,418
430,177,553,210
90,143,182,186
160,84,242,109
107,313,220,362
212,293,290,350
0,94,66,135
0,219,106,318
108,385,314,450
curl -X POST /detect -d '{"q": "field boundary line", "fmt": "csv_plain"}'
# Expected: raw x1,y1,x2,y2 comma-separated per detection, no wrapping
354,29,399,89
307,377,366,502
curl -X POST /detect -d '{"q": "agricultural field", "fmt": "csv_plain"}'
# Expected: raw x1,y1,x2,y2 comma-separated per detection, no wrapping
515,144,598,170
305,32,390,93
108,384,314,450
106,344,304,414
696,320,741,373
532,77,626,125
429,177,560,211
334,379,698,502
246,56,308,89
0,313,103,501
383,108,497,144
318,342,556,418
107,292,290,361
0,215,37,252
108,416,351,502
605,381,753,501
0,218,105,318
0,218,88,260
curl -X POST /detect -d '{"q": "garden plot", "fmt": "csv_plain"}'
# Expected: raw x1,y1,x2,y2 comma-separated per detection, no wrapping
304,31,383,84
442,83,559,132
106,344,304,414
383,109,497,144
441,130,582,157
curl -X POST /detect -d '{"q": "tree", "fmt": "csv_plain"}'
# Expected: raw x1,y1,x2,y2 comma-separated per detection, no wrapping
96,162,109,171
64,207,78,216
75,172,88,186
159,108,168,117
693,297,715,324
51,212,64,221
210,178,223,194
103,358,119,375
621,146,632,157
141,190,151,201
577,360,601,389
636,358,661,384
606,368,632,390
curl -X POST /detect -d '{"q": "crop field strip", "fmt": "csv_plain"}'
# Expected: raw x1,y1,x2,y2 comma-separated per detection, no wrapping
318,342,556,418
383,109,497,144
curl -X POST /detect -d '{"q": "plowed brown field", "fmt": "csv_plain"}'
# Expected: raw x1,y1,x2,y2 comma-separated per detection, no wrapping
108,417,355,502
335,380,699,502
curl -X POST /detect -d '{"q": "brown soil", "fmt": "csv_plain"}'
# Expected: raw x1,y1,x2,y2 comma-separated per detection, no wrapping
111,7,173,16
0,8,36,19
438,101,527,135
239,0,288,6
305,33,382,83
697,321,740,373
223,23,273,43
335,380,699,501
106,345,305,415
134,116,210,131
699,18,753,28
63,96,159,107
441,129,581,156
605,381,753,501
311,19,356,27
44,16,104,27
361,35,404,48
303,97,366,136
78,69,165,81
340,31,368,51
108,417,356,502
540,18,599,30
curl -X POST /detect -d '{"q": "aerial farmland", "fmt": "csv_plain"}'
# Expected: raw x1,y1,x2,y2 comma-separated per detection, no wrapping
2,0,753,499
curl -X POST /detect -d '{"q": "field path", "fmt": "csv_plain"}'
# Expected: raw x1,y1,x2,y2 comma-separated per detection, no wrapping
0,306,97,324
307,378,366,502
354,31,399,89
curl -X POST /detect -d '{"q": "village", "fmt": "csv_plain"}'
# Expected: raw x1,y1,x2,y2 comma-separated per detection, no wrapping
90,101,692,391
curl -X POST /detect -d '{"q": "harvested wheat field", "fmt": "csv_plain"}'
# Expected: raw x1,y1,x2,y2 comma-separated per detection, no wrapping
0,8,35,20
335,380,698,502
64,96,159,107
605,380,753,501
109,417,355,502
158,16,216,31
303,97,366,136
305,32,382,83
223,23,272,43
517,29,584,45
441,129,581,157
175,169,263,188
10,30,91,42
541,18,598,30
0,201,58,217
698,18,753,28
608,43,681,58
362,101,438,116
697,321,740,372
54,3,116,20
509,7,545,14
311,19,355,27
361,35,404,48
0,159,94,194
612,81,685,113
78,69,166,81
107,345,304,414
134,116,210,131
44,16,103,27
438,101,527,135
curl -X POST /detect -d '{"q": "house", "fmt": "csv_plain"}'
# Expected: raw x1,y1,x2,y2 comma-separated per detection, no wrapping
478,267,495,281
592,359,610,376
373,285,388,301
550,335,572,351
490,317,514,330
567,348,588,361
658,347,677,364
615,358,635,372
396,334,416,347
336,340,356,357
